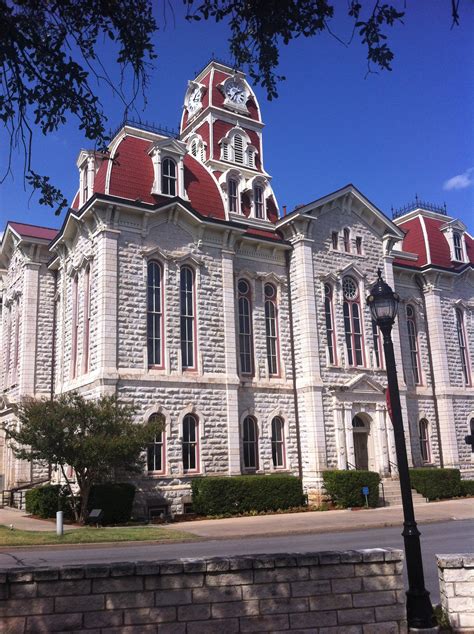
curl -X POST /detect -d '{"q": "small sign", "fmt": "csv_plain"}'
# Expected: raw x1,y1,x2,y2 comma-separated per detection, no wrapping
361,486,369,508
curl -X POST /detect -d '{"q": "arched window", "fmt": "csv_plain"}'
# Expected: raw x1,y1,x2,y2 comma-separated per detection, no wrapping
254,185,264,219
343,228,351,253
182,414,199,472
233,134,244,164
456,308,470,385
406,304,420,384
419,419,430,463
343,277,364,367
264,283,279,376
324,283,336,365
83,265,91,373
243,416,258,470
180,267,195,369
453,232,463,260
331,231,339,250
355,236,362,255
228,178,238,213
189,136,205,162
237,279,253,375
147,261,163,367
147,413,165,472
71,274,79,379
162,157,177,196
221,140,230,161
271,416,285,468
371,319,383,369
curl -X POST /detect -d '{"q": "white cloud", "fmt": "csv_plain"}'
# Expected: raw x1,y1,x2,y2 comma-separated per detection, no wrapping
443,167,474,191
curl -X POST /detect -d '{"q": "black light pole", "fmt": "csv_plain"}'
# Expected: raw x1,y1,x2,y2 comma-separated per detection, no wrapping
367,270,436,630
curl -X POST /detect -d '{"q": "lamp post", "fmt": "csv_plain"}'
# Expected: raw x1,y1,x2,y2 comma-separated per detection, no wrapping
367,269,436,630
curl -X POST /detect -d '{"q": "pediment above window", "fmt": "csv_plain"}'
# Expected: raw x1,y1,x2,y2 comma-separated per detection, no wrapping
256,271,286,286
337,262,366,281
340,373,386,394
141,245,172,261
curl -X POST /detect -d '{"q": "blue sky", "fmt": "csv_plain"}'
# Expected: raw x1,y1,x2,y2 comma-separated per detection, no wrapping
0,1,472,231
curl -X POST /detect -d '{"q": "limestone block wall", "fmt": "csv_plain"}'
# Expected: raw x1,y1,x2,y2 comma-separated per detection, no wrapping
438,554,474,632
0,548,407,633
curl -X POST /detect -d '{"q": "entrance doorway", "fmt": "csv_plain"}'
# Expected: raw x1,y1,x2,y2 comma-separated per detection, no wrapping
352,415,369,470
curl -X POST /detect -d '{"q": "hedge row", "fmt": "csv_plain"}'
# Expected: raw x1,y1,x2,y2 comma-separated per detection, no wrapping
25,483,135,524
191,475,305,516
409,468,462,500
322,470,380,508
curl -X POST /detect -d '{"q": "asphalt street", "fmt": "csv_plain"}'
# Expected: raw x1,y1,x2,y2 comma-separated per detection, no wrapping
1,519,472,603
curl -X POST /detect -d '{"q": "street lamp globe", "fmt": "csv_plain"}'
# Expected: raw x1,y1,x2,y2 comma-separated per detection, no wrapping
366,268,400,326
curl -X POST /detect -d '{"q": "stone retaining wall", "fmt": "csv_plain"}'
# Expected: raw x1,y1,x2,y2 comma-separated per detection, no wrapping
0,548,407,633
438,554,474,632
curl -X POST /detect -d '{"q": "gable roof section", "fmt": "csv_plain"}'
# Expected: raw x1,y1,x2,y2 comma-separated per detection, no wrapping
8,222,58,241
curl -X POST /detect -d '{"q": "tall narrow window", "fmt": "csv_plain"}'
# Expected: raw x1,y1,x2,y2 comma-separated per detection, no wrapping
247,147,255,168
271,416,285,468
237,279,253,375
180,267,195,369
162,158,177,196
12,302,20,384
331,231,339,250
372,319,383,369
324,283,336,365
343,228,351,253
82,168,88,204
83,265,91,373
147,261,163,367
233,134,244,163
264,283,279,376
182,414,199,472
406,304,420,384
419,419,430,463
243,416,258,470
71,274,79,379
355,236,362,255
222,141,229,161
228,179,238,213
343,277,364,367
456,308,470,385
147,414,165,473
254,186,264,219
453,232,463,260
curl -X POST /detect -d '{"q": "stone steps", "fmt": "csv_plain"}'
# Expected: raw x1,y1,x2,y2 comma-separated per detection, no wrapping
379,479,427,507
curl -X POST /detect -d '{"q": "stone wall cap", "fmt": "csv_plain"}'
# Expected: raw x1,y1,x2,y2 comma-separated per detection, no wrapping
437,554,474,568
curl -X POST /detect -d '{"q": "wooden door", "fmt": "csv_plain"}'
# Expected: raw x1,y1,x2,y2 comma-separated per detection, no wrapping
354,433,369,470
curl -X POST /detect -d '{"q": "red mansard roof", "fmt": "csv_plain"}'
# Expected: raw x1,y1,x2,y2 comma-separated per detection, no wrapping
9,222,58,241
71,134,226,221
394,213,474,270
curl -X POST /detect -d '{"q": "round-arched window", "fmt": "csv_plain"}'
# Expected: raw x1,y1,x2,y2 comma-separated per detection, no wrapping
343,277,358,300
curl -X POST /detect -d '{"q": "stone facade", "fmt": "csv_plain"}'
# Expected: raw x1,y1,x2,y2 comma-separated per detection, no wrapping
0,548,407,633
0,60,473,512
438,554,474,632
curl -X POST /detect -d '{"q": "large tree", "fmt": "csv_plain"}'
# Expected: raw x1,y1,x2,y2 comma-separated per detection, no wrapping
0,0,463,214
6,393,163,523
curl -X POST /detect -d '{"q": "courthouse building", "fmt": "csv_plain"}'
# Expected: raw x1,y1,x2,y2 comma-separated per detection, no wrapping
1,61,473,514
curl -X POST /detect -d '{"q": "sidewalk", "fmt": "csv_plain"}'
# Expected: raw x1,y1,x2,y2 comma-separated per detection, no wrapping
1,497,472,537
165,497,474,539
0,507,78,532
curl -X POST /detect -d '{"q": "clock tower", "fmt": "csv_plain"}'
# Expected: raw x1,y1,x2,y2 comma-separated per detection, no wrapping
180,60,279,224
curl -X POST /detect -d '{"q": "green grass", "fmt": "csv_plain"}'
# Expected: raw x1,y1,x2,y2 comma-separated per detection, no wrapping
0,525,198,547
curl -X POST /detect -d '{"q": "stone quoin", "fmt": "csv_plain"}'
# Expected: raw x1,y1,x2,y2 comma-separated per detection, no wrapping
0,60,473,515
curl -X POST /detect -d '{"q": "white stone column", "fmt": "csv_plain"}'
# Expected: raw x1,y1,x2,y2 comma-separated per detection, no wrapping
334,404,347,469
222,249,240,475
376,404,390,476
19,262,41,396
344,405,355,468
96,228,119,375
290,236,327,483
386,409,398,475
423,288,459,467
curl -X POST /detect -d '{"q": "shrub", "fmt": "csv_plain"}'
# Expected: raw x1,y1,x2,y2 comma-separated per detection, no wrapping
25,485,62,518
461,479,474,497
87,483,136,524
322,470,380,508
191,475,305,517
409,468,462,501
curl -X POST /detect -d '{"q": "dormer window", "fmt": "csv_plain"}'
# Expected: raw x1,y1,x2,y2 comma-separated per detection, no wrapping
187,134,206,162
77,150,101,207
162,158,177,196
453,232,463,261
234,134,244,164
